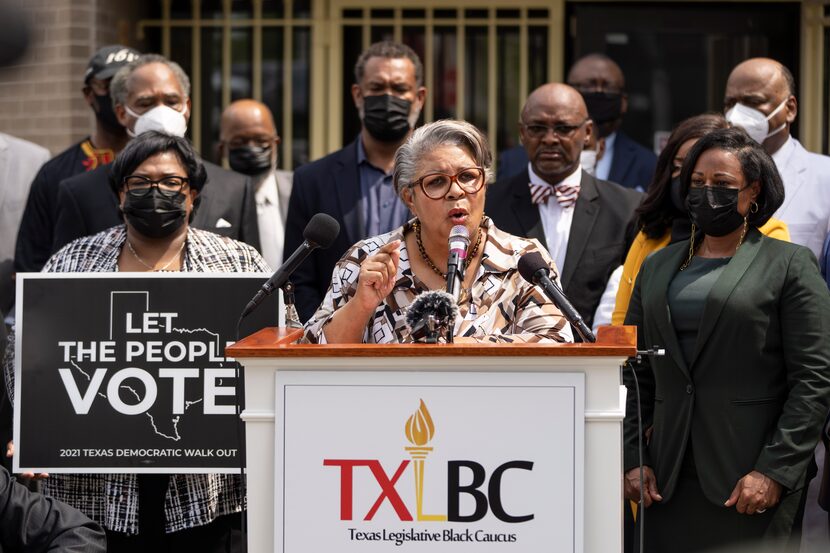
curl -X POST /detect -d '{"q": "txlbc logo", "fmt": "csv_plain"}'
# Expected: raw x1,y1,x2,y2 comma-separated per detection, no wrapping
323,399,534,523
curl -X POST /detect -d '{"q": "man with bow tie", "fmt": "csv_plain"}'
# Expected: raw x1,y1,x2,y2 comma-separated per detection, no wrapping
486,83,642,335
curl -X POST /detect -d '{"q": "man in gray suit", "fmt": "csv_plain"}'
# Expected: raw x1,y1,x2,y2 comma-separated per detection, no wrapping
219,99,292,268
0,133,49,315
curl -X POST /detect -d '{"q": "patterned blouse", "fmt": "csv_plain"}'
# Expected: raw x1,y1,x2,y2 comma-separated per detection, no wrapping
3,225,269,535
304,217,573,344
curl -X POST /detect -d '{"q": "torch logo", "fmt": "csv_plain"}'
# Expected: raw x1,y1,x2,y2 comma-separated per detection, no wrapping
404,399,447,521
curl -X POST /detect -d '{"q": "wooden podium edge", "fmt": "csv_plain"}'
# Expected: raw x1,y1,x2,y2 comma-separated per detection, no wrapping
226,325,637,358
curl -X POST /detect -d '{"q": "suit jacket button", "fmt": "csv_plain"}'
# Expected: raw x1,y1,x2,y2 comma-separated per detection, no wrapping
686,384,693,394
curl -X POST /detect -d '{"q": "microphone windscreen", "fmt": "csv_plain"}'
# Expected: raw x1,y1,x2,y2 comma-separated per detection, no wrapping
405,290,459,330
449,225,470,244
304,213,340,249
517,251,549,284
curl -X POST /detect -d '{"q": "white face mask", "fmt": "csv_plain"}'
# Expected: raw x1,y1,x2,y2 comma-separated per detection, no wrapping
580,149,598,176
125,103,188,138
724,98,788,144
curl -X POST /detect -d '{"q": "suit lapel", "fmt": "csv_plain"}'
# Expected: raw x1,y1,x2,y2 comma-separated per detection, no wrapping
646,242,691,378
510,168,546,243
333,140,364,245
776,140,807,215
561,172,599,288
689,228,763,368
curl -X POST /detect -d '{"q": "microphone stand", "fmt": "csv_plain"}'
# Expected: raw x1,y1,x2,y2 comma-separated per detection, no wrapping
445,261,463,344
281,281,302,329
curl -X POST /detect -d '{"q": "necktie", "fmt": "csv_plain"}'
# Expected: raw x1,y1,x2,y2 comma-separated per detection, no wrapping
529,181,580,208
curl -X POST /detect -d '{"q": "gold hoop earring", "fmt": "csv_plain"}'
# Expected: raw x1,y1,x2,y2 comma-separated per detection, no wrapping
680,223,696,271
750,201,759,214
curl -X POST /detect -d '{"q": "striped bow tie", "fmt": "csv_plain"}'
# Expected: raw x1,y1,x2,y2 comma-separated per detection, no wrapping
529,181,581,208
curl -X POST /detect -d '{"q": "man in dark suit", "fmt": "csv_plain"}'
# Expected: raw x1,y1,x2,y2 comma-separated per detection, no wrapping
487,83,641,332
286,41,426,321
50,54,259,254
497,54,657,192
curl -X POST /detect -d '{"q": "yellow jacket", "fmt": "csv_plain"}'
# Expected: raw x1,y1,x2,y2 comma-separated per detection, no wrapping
611,218,791,325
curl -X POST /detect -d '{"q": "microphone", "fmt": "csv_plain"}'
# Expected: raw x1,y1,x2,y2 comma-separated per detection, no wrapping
405,290,458,343
517,251,596,343
446,225,470,301
240,213,340,319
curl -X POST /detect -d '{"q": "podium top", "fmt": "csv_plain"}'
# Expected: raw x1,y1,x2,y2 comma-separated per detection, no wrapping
226,325,636,358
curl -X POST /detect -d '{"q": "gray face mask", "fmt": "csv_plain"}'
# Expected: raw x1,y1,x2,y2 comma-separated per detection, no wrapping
228,145,274,176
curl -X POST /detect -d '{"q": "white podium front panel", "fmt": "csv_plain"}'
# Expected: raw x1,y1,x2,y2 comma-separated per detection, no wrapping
274,371,584,553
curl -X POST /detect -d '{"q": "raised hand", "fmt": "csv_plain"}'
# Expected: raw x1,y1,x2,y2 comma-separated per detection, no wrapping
354,240,401,311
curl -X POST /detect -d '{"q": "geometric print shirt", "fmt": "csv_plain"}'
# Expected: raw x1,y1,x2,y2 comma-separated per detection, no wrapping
5,224,270,534
304,217,573,344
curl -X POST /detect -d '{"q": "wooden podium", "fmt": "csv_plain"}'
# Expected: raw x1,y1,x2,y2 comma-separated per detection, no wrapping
227,326,636,553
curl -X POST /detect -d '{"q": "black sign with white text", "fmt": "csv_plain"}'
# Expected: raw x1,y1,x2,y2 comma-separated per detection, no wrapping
13,273,278,473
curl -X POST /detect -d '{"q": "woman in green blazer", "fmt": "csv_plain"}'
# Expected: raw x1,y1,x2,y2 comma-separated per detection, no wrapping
623,128,830,552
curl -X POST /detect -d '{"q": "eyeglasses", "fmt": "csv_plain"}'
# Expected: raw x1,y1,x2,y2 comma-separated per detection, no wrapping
410,167,485,200
123,175,189,198
225,136,279,150
521,119,589,139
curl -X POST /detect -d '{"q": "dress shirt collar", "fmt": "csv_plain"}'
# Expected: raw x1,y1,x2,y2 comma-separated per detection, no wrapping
357,136,392,175
255,171,279,206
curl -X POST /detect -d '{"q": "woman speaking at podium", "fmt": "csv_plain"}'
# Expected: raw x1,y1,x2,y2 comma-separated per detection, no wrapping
303,120,572,344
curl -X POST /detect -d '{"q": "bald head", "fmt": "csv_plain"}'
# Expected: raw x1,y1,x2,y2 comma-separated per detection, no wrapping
567,53,625,93
522,83,589,121
220,99,277,141
520,83,593,185
727,58,795,98
724,57,797,155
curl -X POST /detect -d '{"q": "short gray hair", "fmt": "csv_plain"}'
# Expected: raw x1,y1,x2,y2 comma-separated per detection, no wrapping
393,120,493,197
110,53,191,108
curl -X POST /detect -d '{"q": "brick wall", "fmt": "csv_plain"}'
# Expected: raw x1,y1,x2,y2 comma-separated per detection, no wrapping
0,0,150,154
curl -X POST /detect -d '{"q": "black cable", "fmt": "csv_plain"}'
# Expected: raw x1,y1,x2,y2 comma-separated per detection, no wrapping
624,346,664,553
624,358,645,553
234,315,248,553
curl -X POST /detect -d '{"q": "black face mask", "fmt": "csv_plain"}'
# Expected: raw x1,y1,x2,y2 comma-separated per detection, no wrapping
362,94,413,142
122,189,187,239
580,91,623,125
685,186,745,237
228,144,273,176
669,175,685,213
94,93,124,133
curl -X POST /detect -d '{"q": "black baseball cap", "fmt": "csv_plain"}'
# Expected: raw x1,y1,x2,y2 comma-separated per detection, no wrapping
84,45,141,83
